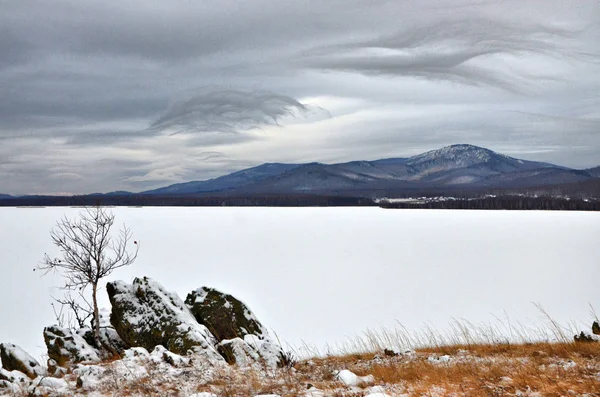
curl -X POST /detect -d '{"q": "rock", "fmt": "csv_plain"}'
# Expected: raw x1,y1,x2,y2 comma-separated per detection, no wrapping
336,369,375,387
122,347,151,360
43,325,101,367
593,321,600,335
107,277,223,359
185,287,288,367
383,348,399,357
217,337,260,366
0,380,15,392
46,358,66,378
185,287,268,341
149,345,192,367
95,308,130,355
0,368,29,384
574,331,599,343
0,343,45,379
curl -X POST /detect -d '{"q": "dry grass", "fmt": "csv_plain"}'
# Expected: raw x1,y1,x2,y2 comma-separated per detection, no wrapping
295,341,600,396
9,341,599,396
361,342,600,396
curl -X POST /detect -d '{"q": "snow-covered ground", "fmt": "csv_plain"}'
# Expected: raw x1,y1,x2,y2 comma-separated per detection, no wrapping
0,207,598,362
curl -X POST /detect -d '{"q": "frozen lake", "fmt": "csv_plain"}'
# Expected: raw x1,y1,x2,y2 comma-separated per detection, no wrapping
0,207,599,361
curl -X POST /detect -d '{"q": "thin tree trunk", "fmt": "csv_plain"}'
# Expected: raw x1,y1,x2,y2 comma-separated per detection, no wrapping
92,282,101,349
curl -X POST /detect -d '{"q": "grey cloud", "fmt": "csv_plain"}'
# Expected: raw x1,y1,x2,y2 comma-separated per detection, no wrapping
300,18,593,90
149,88,330,135
0,0,599,195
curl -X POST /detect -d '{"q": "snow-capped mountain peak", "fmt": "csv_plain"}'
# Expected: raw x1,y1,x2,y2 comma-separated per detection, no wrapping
407,144,501,167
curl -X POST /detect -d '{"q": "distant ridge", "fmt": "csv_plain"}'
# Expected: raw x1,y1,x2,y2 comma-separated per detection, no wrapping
142,163,301,195
140,144,598,197
586,166,600,178
1,145,598,202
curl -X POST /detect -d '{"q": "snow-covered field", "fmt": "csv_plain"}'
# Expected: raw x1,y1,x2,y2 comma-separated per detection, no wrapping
0,207,598,362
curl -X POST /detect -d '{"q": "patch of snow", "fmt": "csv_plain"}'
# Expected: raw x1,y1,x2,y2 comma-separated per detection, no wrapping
150,345,191,367
30,376,70,392
304,387,325,397
428,354,452,364
336,369,375,386
123,347,151,360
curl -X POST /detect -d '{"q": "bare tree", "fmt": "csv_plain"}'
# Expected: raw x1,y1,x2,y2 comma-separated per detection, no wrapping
39,206,139,349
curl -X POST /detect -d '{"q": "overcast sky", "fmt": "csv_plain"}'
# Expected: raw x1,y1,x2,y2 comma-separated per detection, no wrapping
1,0,599,195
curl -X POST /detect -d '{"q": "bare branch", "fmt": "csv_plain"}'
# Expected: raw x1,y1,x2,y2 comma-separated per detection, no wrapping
39,206,138,350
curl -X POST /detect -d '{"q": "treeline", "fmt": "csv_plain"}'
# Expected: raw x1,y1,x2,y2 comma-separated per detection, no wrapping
379,196,600,211
0,194,376,207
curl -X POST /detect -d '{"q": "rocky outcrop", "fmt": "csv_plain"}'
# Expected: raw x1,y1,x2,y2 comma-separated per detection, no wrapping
107,277,223,359
0,343,45,379
43,312,127,371
185,287,268,341
185,287,287,367
44,326,101,368
574,321,600,343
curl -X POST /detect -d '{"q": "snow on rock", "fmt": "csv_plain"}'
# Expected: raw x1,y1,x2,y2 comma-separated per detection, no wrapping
96,307,130,354
29,376,71,395
188,393,218,397
186,286,287,367
0,343,45,379
150,345,192,367
123,346,151,361
107,277,223,360
43,325,101,368
185,287,269,340
72,363,106,391
336,369,375,387
0,367,29,384
217,337,260,367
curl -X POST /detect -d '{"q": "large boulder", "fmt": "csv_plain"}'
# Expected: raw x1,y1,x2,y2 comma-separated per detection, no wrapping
185,287,288,367
593,321,600,335
0,343,45,379
107,277,223,360
94,308,130,355
43,326,101,368
185,287,269,341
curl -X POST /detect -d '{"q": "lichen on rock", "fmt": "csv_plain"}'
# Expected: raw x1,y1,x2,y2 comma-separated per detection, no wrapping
43,325,101,368
0,343,45,379
107,277,223,360
185,286,288,367
185,287,268,341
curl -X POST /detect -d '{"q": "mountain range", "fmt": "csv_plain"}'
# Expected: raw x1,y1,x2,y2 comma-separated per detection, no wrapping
141,144,599,198
1,144,598,201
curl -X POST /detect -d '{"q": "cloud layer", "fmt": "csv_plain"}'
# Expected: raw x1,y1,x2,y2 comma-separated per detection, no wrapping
1,0,599,194
149,88,330,135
